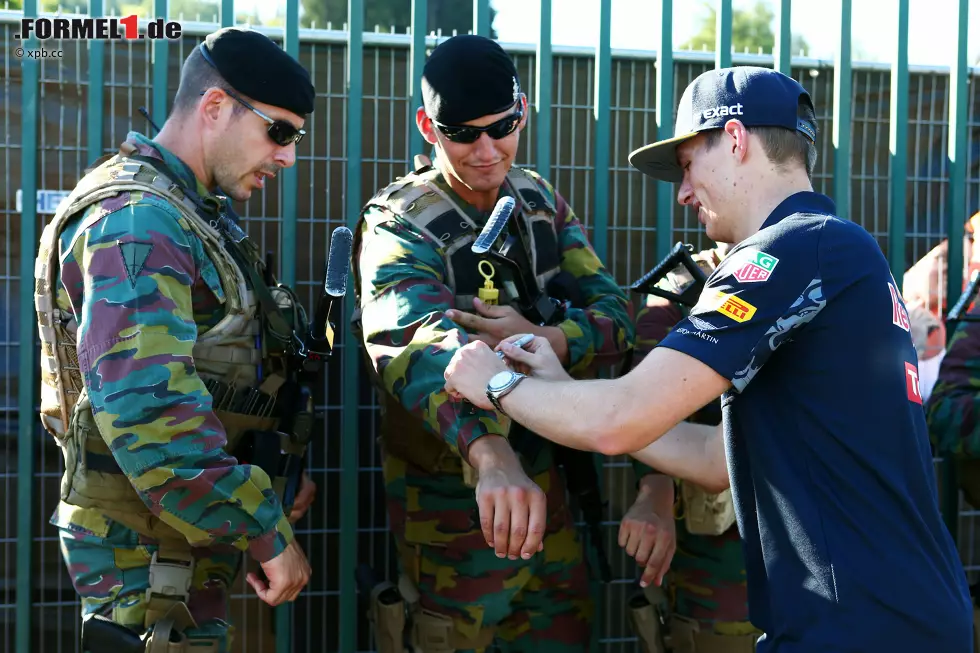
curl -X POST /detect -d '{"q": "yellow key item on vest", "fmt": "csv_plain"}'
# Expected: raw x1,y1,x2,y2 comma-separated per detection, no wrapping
477,259,499,306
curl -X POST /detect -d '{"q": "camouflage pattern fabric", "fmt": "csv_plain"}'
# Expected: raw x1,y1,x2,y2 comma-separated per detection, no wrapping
385,449,592,651
927,301,980,458
355,167,634,460
631,247,755,631
355,167,634,648
48,131,292,641
59,514,238,650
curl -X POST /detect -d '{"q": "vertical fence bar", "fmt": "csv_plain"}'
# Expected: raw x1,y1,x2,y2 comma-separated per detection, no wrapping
17,0,39,651
655,0,674,258
592,0,611,264
535,0,552,177
715,0,732,69
152,0,169,125
474,0,490,37
276,5,300,651
833,0,852,220
281,0,299,289
409,0,427,163
88,0,104,163
942,0,970,542
774,0,791,74
887,0,909,282
220,0,234,26
341,1,363,651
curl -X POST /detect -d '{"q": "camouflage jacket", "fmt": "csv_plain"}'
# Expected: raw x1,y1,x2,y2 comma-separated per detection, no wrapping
48,132,292,562
927,304,980,458
354,167,635,462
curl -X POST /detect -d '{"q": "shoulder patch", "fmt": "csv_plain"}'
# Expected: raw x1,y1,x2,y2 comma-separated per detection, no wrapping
118,241,154,288
695,290,758,323
732,248,779,284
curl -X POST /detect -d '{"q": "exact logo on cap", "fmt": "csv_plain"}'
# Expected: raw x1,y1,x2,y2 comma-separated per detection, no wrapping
702,103,744,121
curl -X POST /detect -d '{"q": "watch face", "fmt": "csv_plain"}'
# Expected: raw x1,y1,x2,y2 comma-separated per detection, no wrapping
488,371,515,393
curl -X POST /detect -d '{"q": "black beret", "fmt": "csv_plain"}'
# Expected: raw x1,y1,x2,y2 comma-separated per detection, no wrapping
422,35,521,125
202,27,315,117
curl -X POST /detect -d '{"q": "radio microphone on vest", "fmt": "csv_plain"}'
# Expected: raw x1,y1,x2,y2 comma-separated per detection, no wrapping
472,196,516,254
307,226,353,359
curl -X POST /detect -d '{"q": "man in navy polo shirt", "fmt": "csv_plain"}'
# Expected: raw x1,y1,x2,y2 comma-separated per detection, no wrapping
443,66,973,652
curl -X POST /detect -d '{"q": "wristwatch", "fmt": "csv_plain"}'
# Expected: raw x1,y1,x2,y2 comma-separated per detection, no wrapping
486,370,527,415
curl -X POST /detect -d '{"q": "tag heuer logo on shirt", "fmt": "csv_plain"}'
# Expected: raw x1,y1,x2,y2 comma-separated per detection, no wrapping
733,249,779,284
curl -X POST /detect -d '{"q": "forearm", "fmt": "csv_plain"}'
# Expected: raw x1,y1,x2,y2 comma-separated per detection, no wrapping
467,434,521,471
635,473,675,520
81,333,294,561
372,330,508,461
630,422,729,493
496,376,639,454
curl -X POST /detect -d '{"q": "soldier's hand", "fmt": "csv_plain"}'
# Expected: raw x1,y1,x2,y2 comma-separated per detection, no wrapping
444,341,509,410
496,335,571,382
446,298,537,348
247,540,311,606
288,472,317,524
620,475,677,588
468,436,548,560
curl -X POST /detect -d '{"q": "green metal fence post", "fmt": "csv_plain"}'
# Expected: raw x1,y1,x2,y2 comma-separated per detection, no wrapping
592,0,611,264
220,0,234,26
833,0,852,220
341,1,364,651
88,0,104,163
887,0,909,283
535,0,552,177
655,0,674,259
282,0,299,289
275,3,301,648
774,0,791,74
152,0,169,126
715,0,732,69
409,0,427,163
17,0,40,651
941,0,970,543
474,0,490,37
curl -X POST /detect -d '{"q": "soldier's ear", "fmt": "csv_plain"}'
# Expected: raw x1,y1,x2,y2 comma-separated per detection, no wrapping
417,107,439,146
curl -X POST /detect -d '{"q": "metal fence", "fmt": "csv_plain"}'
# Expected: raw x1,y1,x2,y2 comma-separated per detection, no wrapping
3,1,980,652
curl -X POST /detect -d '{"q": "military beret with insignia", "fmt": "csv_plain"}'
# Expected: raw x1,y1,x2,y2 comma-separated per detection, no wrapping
201,26,315,117
421,34,522,125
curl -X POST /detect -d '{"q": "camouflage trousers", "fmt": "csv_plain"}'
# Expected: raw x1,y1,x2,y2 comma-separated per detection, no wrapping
384,453,594,652
53,504,240,651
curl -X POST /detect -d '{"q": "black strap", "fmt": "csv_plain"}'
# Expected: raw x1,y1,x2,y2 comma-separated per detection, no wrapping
125,153,300,353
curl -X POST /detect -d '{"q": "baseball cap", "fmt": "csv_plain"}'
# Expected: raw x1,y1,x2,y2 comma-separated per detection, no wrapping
628,66,816,182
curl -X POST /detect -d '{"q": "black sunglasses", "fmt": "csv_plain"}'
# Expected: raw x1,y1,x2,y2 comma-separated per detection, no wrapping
198,45,306,147
432,106,523,144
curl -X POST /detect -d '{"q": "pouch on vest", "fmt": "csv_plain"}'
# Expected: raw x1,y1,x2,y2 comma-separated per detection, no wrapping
680,481,736,536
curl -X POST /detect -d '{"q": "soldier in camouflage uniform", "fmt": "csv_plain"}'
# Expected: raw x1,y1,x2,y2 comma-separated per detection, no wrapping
35,28,317,652
352,35,670,651
630,243,762,652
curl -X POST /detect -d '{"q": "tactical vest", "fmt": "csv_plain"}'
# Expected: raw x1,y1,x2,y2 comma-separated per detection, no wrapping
654,247,737,537
352,165,563,478
35,146,294,542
